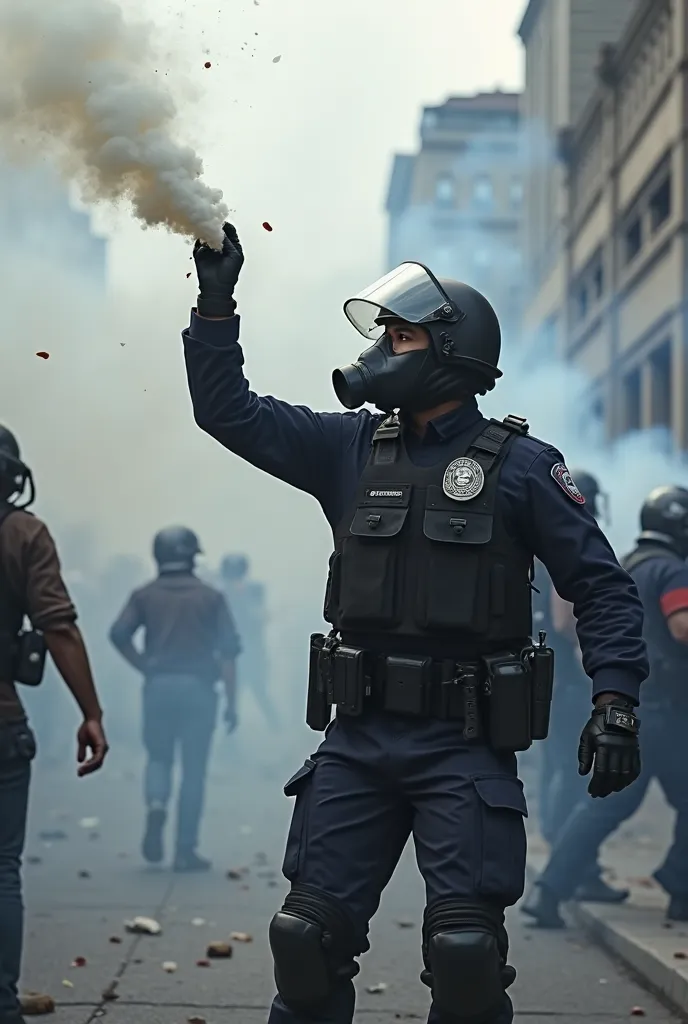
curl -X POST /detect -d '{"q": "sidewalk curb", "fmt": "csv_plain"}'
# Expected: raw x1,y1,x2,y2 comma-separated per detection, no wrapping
571,901,688,1016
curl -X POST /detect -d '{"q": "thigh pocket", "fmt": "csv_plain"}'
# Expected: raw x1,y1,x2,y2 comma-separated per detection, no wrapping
473,775,528,906
281,757,317,882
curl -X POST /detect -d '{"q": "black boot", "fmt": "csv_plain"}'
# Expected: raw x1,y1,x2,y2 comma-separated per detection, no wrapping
142,806,166,864
667,895,688,922
173,850,212,873
574,870,630,904
521,883,566,929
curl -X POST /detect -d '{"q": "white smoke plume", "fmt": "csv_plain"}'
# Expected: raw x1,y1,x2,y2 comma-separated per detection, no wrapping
0,0,227,246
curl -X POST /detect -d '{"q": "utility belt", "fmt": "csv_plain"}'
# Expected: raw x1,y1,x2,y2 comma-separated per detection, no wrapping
0,629,47,688
306,631,555,752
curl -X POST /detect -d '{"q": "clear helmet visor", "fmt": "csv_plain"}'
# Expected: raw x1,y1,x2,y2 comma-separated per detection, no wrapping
343,262,455,341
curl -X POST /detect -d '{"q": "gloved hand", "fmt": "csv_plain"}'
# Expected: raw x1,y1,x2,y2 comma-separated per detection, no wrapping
224,706,238,735
193,222,244,318
578,698,640,798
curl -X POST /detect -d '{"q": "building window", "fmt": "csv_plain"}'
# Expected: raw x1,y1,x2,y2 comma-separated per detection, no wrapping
650,176,671,231
649,340,672,429
593,263,604,299
509,179,523,208
591,395,606,428
422,111,438,132
576,285,588,322
473,175,493,208
623,368,641,432
434,174,455,208
624,216,642,263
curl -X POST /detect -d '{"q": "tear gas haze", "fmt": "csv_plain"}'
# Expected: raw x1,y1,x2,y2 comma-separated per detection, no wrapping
0,0,227,245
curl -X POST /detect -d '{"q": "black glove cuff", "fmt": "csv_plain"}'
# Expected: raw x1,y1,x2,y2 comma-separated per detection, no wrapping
197,294,237,318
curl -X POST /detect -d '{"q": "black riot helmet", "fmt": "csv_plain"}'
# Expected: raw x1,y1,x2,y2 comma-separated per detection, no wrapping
0,425,35,508
568,468,607,522
220,553,249,582
333,262,502,412
152,526,202,573
639,486,688,557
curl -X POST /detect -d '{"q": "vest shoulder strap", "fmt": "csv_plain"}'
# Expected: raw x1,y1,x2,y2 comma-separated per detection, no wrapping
467,417,524,474
501,414,530,435
622,545,683,573
371,413,402,465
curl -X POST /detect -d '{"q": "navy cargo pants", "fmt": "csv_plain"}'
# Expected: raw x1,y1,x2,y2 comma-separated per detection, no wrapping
539,707,688,900
0,721,36,1024
268,710,528,1024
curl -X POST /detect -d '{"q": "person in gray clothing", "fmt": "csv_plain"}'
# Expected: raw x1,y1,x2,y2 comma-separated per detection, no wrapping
109,526,241,872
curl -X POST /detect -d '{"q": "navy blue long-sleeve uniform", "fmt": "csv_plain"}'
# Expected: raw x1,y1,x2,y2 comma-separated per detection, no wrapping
183,311,647,705
183,308,648,1024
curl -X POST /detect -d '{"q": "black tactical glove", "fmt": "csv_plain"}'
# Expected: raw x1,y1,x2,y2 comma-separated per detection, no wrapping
578,699,640,798
193,222,244,318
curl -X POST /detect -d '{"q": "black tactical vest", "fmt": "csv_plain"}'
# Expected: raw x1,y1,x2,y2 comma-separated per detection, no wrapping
622,543,688,707
0,504,22,679
323,414,534,660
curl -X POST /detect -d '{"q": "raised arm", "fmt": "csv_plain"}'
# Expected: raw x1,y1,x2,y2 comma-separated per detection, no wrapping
184,223,358,506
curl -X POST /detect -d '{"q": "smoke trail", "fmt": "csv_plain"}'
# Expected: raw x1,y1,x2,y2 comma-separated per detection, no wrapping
0,0,227,246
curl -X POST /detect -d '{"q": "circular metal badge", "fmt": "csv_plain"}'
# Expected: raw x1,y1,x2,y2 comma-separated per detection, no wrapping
442,457,485,502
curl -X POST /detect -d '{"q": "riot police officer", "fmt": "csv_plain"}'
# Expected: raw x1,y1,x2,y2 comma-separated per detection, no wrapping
219,554,277,731
0,426,108,1024
535,471,627,905
183,225,646,1024
523,486,688,927
109,526,241,871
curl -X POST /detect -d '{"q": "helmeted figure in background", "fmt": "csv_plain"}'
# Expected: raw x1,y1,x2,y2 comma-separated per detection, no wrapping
183,225,647,1024
533,471,628,906
0,425,108,1024
109,525,241,872
219,553,277,732
524,485,688,927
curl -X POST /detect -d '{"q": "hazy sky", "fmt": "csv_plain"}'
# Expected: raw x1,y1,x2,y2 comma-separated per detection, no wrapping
102,0,526,294
0,0,526,605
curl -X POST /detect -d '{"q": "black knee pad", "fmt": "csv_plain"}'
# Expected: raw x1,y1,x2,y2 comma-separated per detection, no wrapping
269,884,359,1010
421,898,514,1024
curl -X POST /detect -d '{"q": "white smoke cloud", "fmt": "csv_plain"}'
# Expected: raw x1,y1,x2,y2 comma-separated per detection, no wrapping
0,0,227,246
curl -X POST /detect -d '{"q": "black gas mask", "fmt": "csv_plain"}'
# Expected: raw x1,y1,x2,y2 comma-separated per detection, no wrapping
333,262,502,413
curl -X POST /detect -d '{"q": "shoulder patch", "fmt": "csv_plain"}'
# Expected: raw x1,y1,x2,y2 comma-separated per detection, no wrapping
551,463,585,504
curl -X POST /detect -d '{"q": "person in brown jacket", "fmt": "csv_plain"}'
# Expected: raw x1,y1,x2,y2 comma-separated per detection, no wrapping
0,425,108,1024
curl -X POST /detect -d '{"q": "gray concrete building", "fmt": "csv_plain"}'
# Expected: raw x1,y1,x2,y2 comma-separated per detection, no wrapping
518,0,635,352
520,0,688,449
385,91,524,343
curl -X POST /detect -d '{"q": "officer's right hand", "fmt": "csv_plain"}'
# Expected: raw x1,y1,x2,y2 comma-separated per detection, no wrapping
193,222,244,318
577,700,640,798
76,718,109,777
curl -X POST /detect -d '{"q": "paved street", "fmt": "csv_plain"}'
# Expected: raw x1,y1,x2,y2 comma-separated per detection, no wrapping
15,740,684,1024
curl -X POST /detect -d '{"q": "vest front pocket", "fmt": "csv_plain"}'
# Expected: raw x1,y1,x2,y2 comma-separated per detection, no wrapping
337,505,409,627
417,507,493,631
